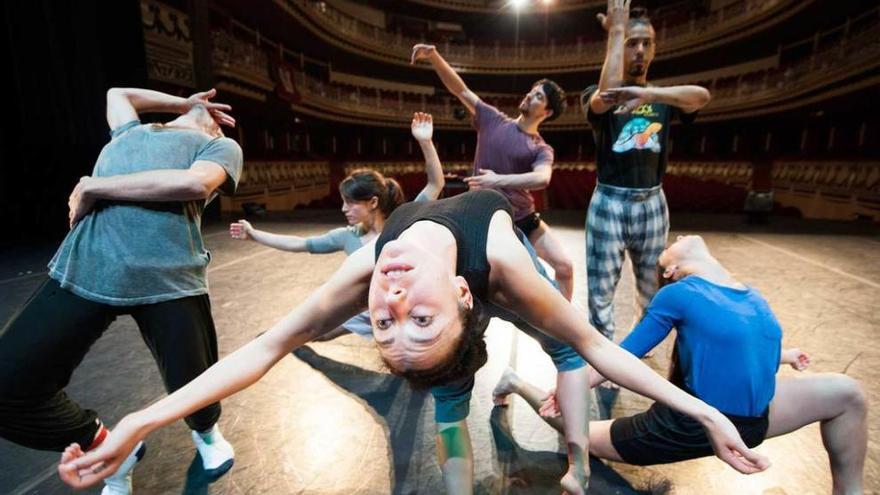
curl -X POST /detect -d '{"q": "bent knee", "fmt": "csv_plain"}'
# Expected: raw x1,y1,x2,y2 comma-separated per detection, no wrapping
838,376,867,412
822,374,867,413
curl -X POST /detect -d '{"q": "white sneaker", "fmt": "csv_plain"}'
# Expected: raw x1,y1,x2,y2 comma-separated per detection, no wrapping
191,425,234,475
101,441,146,495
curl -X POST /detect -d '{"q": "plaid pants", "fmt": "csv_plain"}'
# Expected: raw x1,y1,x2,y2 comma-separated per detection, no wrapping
586,183,669,340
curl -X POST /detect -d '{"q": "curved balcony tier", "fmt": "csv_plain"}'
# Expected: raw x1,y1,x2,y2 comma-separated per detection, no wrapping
278,0,814,74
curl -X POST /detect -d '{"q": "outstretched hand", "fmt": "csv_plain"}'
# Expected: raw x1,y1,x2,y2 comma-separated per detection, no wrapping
411,112,434,141
229,219,254,240
599,86,653,114
597,0,630,32
410,44,437,64
703,412,771,474
184,88,236,128
57,416,146,490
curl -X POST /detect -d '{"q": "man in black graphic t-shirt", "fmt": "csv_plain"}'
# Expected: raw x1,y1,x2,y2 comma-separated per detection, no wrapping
581,1,710,350
583,90,696,188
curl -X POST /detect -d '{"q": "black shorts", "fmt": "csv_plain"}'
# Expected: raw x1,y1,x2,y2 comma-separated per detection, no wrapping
610,401,769,466
514,212,543,238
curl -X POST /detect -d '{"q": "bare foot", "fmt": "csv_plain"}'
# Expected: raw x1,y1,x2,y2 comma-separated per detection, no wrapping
560,463,588,495
492,367,519,406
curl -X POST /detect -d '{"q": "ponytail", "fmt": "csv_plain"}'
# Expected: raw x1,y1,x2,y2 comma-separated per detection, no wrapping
339,168,406,219
382,178,405,216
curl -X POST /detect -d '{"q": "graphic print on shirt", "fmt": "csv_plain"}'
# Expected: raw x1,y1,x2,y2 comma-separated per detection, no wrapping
612,117,663,154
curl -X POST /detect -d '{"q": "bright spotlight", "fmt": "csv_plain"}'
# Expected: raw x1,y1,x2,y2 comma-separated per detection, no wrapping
510,0,527,10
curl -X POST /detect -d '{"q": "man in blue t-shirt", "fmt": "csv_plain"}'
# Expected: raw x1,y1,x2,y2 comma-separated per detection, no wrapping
581,2,711,347
0,87,242,494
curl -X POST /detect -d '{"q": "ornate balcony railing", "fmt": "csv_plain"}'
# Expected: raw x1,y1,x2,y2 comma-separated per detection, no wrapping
402,0,605,14
279,0,808,73
286,11,880,129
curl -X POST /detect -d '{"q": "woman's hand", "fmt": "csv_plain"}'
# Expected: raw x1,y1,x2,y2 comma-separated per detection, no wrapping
229,219,254,240
701,410,770,474
58,414,149,489
411,112,434,142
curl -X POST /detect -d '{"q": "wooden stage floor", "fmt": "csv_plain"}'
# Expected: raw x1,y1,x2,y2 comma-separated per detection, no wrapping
1,211,878,494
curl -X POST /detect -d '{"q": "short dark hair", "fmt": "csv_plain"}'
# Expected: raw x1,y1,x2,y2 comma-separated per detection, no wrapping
384,299,489,390
533,79,566,122
628,7,652,28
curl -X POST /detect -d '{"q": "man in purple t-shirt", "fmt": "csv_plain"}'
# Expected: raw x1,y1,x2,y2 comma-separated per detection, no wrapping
412,44,575,300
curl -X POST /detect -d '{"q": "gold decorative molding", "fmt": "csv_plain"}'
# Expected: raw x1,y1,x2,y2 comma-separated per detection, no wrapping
212,30,274,92
141,0,195,87
287,19,880,130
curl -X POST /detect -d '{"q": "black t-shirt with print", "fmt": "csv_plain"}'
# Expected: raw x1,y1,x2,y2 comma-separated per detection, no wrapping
581,84,696,189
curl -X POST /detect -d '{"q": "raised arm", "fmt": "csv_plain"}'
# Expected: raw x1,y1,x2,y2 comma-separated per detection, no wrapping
411,112,445,201
437,420,474,494
57,243,376,489
588,0,630,115
411,45,480,114
106,87,234,131
599,85,711,114
486,213,769,474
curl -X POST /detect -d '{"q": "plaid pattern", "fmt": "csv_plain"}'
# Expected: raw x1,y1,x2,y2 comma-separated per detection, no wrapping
586,183,669,340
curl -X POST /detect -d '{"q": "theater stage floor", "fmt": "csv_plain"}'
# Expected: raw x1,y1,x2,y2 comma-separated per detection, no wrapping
1,211,878,495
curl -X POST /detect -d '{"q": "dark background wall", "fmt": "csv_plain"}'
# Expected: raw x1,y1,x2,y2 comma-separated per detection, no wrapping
1,1,147,241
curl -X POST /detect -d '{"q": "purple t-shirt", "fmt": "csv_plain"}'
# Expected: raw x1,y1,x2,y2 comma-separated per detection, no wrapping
472,100,554,220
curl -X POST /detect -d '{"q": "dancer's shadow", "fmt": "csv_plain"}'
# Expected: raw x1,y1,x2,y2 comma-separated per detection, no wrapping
595,386,620,420
293,345,667,495
489,406,667,495
292,345,432,495
180,453,231,495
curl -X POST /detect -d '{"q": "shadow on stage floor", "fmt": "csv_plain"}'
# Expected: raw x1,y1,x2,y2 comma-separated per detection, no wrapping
293,345,656,495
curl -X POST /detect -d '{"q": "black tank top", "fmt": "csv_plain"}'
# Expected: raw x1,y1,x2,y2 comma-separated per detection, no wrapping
375,190,513,301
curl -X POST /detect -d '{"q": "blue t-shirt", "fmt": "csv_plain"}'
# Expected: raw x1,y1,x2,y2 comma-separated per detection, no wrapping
48,121,243,305
620,276,782,417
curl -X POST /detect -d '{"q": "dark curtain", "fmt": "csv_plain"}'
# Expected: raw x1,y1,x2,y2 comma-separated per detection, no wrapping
1,0,146,241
